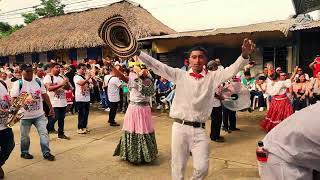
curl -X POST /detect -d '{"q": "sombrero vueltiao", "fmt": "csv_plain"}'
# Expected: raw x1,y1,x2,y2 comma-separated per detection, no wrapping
98,15,138,58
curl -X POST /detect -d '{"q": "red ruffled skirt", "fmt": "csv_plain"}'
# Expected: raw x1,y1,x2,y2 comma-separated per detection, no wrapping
260,94,293,132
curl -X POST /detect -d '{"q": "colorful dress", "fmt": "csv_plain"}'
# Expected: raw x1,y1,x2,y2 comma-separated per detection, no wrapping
113,72,157,164
260,80,294,132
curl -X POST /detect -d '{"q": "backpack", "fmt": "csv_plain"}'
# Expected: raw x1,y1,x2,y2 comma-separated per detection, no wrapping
50,75,63,84
104,76,115,93
19,78,42,91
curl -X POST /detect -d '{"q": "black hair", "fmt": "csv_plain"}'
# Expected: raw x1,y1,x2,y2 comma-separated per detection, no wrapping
258,76,266,81
296,74,306,83
77,63,86,69
188,46,208,58
50,62,61,68
244,71,251,76
270,73,279,80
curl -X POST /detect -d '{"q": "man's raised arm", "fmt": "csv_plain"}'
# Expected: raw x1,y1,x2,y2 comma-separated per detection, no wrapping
216,38,254,84
137,52,181,83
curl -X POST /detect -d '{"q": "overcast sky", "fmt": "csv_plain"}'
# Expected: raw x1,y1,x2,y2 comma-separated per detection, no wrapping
0,0,319,31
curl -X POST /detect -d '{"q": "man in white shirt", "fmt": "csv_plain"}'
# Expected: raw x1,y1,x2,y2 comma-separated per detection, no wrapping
104,67,122,126
136,39,254,180
103,72,112,112
259,102,320,180
74,63,91,134
11,64,55,161
44,63,70,140
0,79,15,179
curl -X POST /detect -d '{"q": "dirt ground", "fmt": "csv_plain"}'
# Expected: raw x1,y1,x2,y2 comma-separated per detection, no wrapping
3,108,266,180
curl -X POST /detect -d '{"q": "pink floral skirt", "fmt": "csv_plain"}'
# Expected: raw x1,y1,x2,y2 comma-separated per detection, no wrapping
122,103,154,134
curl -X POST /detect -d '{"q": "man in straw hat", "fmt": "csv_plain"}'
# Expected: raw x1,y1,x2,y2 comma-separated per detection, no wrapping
135,39,255,179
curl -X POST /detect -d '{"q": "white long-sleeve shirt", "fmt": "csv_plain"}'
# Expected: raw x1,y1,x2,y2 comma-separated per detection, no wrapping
138,52,249,122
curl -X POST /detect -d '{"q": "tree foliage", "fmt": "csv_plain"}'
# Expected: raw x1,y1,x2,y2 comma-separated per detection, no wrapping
22,13,39,24
0,22,23,38
22,0,65,24
0,0,66,37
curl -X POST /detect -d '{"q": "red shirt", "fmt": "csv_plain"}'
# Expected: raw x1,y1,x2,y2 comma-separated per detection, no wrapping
65,90,74,103
313,57,320,78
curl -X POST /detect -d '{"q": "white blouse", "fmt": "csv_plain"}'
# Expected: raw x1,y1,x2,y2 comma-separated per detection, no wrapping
266,79,291,96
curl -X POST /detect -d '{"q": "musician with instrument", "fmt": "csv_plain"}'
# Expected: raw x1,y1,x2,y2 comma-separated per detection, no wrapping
74,63,91,134
43,63,71,140
11,64,56,161
0,78,15,179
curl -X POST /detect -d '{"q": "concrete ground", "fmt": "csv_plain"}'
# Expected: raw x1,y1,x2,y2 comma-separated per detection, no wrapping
3,108,266,180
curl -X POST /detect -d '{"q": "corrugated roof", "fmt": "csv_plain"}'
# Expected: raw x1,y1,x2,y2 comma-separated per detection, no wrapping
290,19,320,31
139,19,296,41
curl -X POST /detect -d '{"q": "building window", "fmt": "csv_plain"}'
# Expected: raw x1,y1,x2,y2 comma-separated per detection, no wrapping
87,47,102,60
263,47,287,72
47,51,56,61
0,56,9,64
16,54,24,64
69,48,77,61
32,53,40,63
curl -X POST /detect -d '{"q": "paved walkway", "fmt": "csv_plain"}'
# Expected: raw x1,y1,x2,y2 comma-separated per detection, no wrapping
4,109,266,180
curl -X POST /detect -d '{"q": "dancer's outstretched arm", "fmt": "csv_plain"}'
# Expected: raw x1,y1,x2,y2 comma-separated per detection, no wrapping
136,52,181,83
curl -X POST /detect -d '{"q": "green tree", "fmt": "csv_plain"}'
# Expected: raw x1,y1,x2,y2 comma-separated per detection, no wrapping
22,13,39,24
22,0,65,24
35,0,65,17
0,22,23,38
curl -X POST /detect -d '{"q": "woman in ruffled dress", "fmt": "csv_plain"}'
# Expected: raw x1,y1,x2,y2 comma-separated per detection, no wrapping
104,59,157,164
260,73,294,132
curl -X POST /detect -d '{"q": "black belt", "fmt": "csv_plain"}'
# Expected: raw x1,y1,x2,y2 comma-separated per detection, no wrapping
174,119,205,129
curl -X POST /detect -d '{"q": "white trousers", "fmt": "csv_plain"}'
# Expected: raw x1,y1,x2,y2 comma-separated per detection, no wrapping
171,122,210,180
259,153,313,180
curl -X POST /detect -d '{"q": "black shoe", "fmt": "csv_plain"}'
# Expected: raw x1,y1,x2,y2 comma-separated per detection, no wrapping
230,128,240,131
48,130,58,134
222,128,231,133
21,153,34,159
0,166,4,179
43,153,55,161
248,108,253,113
110,122,120,127
58,134,70,140
211,137,225,143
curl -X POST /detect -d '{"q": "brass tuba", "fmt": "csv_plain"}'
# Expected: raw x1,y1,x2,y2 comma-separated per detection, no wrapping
6,93,31,128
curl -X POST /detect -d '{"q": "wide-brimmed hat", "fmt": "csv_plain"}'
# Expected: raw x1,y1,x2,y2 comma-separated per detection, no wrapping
98,15,138,58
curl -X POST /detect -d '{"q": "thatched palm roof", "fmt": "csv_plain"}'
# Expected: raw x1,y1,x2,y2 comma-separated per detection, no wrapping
0,0,175,56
